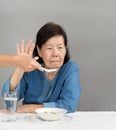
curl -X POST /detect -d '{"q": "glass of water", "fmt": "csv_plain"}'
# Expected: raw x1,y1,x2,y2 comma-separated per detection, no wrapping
4,92,18,113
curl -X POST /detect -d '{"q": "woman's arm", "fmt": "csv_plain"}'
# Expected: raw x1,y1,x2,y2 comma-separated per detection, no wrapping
10,66,24,91
9,39,40,91
16,104,44,113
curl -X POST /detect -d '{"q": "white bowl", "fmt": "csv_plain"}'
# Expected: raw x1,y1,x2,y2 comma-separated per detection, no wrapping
35,108,67,121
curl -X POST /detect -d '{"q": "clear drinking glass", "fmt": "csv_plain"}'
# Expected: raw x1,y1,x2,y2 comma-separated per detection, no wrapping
4,92,18,113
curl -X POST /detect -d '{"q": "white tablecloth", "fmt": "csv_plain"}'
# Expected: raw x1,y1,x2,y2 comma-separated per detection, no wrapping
0,111,116,130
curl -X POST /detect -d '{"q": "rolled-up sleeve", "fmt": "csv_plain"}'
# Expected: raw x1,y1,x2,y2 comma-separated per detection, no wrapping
1,78,10,96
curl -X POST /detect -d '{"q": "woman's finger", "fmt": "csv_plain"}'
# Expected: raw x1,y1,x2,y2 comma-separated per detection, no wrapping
33,56,39,61
29,42,35,56
20,39,25,53
16,43,20,55
25,39,32,53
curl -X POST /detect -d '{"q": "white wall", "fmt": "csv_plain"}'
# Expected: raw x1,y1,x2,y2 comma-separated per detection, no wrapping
0,0,116,111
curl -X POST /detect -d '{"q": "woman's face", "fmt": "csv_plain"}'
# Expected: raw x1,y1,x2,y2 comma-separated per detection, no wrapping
37,35,66,69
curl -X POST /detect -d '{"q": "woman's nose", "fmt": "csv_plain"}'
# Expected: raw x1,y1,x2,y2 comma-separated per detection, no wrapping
52,48,59,57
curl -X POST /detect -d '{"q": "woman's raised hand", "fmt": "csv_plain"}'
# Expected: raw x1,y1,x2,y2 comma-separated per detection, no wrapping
16,39,43,72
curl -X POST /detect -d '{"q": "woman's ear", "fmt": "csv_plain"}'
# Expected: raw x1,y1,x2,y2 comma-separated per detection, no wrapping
37,46,42,57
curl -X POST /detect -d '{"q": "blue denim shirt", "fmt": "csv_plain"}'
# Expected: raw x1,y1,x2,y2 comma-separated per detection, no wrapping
2,60,81,113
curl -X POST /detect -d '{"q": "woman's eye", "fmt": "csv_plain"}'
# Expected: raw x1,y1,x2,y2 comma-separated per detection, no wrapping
47,47,52,50
58,46,64,49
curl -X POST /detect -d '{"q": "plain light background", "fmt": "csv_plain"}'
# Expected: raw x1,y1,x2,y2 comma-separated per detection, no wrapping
0,0,116,111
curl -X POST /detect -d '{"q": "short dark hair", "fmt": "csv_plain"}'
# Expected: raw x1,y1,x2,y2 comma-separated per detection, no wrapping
33,22,70,64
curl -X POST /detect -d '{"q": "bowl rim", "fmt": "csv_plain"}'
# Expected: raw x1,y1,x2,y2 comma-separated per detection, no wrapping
35,107,68,114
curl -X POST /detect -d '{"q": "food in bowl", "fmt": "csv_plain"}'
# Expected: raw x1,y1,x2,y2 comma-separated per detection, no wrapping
35,108,67,121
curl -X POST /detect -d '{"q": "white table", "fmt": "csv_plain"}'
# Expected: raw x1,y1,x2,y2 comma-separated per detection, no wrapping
0,111,116,130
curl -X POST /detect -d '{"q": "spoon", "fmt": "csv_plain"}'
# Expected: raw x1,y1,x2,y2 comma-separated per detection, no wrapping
42,68,58,73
